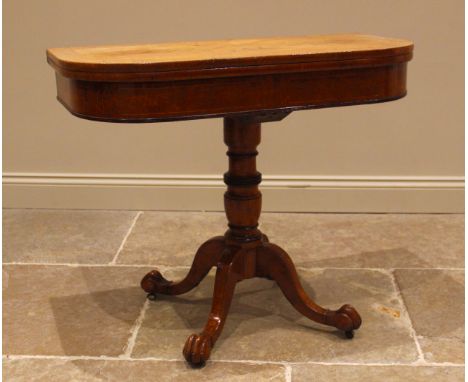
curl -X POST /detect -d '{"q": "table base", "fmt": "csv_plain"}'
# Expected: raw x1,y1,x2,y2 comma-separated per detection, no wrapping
140,113,362,366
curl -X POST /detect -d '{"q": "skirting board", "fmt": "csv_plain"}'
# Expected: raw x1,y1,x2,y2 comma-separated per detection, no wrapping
3,173,465,213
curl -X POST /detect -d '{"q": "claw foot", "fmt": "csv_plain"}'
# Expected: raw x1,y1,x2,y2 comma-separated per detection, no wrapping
140,270,173,294
183,333,212,366
327,304,362,334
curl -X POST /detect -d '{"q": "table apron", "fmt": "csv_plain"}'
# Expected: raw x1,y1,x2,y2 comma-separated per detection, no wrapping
55,63,407,123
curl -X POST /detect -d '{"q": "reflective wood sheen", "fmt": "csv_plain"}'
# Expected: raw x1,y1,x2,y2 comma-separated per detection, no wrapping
47,34,412,71
47,34,413,367
47,34,413,122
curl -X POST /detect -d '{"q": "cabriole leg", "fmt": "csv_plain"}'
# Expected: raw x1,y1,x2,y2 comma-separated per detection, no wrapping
256,242,362,337
141,236,225,297
183,248,243,366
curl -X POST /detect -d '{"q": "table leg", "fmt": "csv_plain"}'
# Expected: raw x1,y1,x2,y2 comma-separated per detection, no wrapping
183,246,243,365
256,242,362,337
141,236,225,296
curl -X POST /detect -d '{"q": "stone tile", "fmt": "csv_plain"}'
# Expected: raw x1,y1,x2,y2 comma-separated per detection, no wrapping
292,364,464,382
133,268,418,363
395,269,465,363
3,265,148,356
117,211,226,266
3,358,286,382
117,212,463,268
3,209,138,264
260,213,464,268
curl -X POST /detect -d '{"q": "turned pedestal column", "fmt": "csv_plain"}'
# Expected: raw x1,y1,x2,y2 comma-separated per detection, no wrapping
141,114,362,365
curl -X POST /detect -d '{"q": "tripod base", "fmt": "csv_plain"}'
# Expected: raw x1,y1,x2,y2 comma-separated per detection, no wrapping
141,234,361,366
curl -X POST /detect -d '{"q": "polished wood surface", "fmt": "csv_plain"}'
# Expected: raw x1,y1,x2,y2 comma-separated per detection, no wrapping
47,34,413,367
141,114,362,365
47,34,412,75
47,34,412,122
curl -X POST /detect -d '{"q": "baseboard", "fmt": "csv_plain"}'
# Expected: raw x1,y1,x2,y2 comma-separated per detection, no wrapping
3,172,465,213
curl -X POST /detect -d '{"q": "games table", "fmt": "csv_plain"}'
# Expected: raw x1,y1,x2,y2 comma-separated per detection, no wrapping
47,34,413,366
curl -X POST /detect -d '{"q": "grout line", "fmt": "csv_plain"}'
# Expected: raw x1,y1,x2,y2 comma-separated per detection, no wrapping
284,360,465,367
393,267,464,271
388,269,426,364
210,359,465,367
2,262,464,272
120,299,150,359
297,267,465,271
2,355,179,362
284,364,292,381
3,355,128,361
2,262,191,269
2,354,464,368
109,211,143,265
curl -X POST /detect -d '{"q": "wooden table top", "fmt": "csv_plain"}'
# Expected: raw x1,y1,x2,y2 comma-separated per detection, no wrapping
47,34,412,79
47,34,413,122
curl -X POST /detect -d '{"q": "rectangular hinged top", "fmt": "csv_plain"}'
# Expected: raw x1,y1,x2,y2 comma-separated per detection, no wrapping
47,34,413,80
47,34,413,122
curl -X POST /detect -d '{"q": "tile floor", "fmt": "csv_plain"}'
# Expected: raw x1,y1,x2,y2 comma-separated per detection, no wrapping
3,210,465,381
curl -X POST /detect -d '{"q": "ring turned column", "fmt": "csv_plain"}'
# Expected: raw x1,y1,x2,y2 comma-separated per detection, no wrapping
141,114,362,366
223,117,262,245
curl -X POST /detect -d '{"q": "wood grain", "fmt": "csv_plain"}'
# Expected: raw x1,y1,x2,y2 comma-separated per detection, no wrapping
47,34,413,81
47,34,412,65
48,34,412,122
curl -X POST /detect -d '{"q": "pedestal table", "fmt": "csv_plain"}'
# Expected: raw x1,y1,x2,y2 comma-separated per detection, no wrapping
47,34,413,366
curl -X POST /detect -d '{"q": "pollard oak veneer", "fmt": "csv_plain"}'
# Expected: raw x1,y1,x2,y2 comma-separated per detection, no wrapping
47,34,413,366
